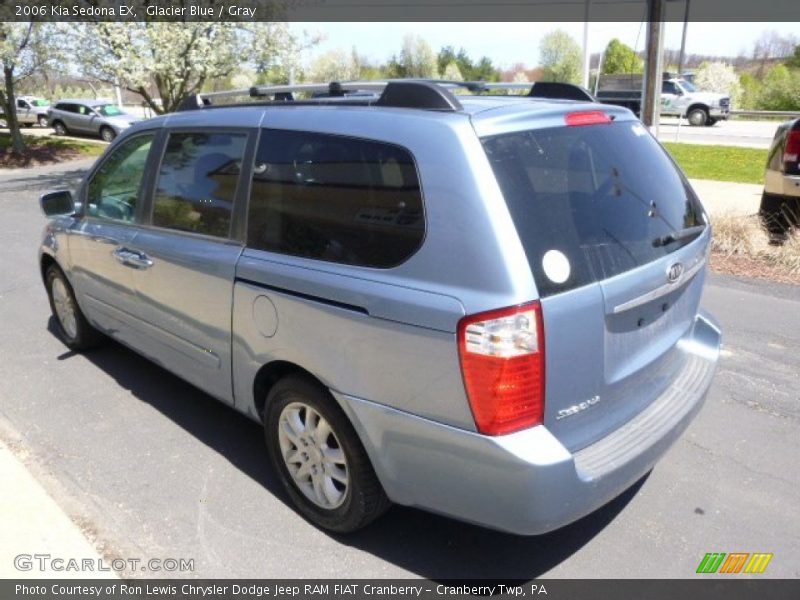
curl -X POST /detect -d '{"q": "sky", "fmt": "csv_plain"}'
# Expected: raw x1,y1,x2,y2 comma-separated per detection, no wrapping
288,22,800,69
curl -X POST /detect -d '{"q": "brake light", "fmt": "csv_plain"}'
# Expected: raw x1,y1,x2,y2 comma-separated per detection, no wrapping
783,129,800,164
457,302,545,435
565,111,611,127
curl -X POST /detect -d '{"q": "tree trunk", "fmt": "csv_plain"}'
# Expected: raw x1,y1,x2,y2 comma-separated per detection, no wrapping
2,66,26,155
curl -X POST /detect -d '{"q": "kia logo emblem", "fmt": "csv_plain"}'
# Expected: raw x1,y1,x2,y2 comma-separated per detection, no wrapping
667,262,684,283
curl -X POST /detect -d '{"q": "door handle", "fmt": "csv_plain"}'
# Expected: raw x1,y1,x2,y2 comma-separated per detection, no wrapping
112,247,154,269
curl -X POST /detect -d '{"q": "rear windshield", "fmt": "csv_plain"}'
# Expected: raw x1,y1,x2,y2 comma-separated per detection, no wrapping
482,120,706,297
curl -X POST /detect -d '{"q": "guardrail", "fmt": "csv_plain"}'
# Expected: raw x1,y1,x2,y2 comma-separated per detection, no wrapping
730,109,800,119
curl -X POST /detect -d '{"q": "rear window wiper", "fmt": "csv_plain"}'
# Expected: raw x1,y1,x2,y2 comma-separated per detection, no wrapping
652,224,706,248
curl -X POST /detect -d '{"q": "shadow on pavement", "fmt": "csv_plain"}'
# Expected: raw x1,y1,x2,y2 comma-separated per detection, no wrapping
1,162,93,193
46,319,647,580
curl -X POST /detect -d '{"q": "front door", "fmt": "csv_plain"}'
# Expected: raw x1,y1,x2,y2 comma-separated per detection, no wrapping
67,132,157,342
126,130,251,404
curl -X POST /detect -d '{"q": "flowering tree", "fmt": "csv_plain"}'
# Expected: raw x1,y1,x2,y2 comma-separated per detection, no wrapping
1,23,62,155
694,61,743,106
539,30,582,84
76,22,308,114
308,48,361,83
388,35,438,79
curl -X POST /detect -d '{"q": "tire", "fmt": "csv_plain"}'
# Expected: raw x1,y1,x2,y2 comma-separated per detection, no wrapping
100,126,116,143
705,118,718,127
265,374,390,533
760,193,800,244
38,115,49,127
687,107,708,127
45,265,103,351
53,121,67,136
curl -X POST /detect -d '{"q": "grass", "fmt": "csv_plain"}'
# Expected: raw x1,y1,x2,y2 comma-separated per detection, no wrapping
0,133,104,168
711,213,800,283
662,142,768,185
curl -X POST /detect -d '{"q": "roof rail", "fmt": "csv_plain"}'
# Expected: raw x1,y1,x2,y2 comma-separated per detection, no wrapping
176,79,594,113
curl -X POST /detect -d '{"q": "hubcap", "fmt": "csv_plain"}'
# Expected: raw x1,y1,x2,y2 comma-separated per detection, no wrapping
52,278,77,340
278,402,349,510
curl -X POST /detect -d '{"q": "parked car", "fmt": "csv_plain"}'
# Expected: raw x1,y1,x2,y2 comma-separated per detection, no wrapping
596,73,730,126
0,96,50,127
37,80,721,535
47,99,140,142
760,117,800,242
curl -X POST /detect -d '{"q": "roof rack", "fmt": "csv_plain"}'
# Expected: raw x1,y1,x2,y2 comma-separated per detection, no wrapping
176,79,595,113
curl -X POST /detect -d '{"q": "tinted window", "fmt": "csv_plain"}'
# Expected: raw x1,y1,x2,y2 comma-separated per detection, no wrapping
97,105,124,117
247,130,424,268
662,81,679,94
483,121,706,297
152,132,246,238
17,99,29,109
55,103,76,113
87,134,154,223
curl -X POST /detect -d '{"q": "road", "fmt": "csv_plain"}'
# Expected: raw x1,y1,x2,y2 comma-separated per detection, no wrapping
656,117,779,149
0,161,798,579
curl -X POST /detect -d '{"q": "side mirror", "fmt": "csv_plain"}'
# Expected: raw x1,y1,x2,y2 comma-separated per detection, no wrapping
40,190,75,217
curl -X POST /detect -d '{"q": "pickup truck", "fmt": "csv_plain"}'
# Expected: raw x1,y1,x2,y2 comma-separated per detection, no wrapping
596,74,730,127
0,96,51,127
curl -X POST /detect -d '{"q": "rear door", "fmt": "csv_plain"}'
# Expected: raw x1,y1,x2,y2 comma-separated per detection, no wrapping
126,129,254,404
482,117,709,451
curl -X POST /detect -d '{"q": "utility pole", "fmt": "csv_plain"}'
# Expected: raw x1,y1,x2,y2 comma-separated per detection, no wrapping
582,0,592,89
677,0,691,75
642,0,665,134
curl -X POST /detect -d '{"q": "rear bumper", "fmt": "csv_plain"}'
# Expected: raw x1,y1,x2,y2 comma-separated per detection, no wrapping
336,311,721,535
764,173,800,199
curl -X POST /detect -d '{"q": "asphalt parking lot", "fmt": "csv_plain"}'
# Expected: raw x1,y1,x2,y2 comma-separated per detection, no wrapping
0,161,798,579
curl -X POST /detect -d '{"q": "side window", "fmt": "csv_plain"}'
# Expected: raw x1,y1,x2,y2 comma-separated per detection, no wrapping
662,81,678,95
87,134,154,223
247,130,424,268
17,99,29,109
152,132,247,238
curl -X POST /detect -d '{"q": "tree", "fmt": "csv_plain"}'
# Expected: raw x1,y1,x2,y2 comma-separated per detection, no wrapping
601,39,643,75
308,48,360,82
0,23,62,155
758,64,800,111
787,45,800,69
539,30,582,84
694,62,743,105
442,61,464,82
738,72,762,109
75,22,308,114
388,35,438,79
436,46,500,81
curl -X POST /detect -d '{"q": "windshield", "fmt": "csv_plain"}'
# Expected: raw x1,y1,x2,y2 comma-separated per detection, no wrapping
677,79,696,92
96,105,125,117
482,120,706,297
31,99,50,107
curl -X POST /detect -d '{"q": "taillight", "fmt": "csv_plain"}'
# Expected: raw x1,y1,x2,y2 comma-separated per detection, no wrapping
565,110,611,127
783,129,800,165
457,302,545,436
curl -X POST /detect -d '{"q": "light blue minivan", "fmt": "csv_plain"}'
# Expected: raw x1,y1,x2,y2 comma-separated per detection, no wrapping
38,80,721,534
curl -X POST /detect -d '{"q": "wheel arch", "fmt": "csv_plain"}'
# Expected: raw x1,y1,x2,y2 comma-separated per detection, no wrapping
40,252,60,285
687,103,710,116
253,360,330,422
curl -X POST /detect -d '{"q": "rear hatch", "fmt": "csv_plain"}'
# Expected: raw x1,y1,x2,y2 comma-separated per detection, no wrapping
481,114,709,451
